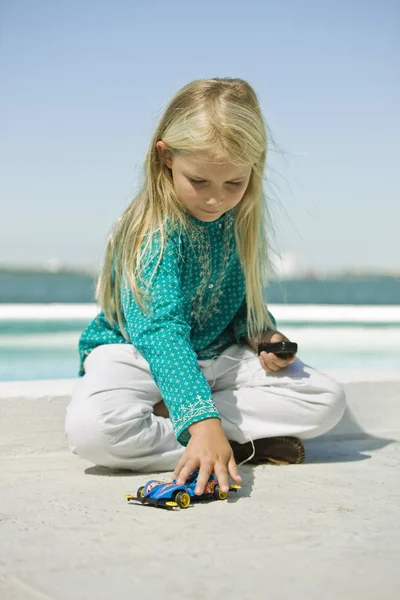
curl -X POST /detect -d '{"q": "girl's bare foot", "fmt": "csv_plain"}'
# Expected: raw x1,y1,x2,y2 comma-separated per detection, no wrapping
153,400,170,418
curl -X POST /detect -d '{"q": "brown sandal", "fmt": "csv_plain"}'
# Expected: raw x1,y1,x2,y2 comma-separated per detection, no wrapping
230,436,305,465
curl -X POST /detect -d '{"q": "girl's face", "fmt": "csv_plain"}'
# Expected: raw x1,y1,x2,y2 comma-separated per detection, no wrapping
157,142,252,222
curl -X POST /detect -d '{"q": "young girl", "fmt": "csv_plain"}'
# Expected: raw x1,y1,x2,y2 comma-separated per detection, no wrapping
65,78,346,496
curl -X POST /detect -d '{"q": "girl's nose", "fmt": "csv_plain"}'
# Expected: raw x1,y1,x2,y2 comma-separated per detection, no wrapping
206,195,223,207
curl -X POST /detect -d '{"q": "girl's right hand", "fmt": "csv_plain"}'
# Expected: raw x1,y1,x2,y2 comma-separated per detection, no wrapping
173,418,242,495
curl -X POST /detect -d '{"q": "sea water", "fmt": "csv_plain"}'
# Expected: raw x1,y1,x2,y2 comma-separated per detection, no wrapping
1,271,399,381
1,305,399,381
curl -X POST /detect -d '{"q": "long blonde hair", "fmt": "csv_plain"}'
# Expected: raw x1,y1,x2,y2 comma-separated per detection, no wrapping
97,77,275,342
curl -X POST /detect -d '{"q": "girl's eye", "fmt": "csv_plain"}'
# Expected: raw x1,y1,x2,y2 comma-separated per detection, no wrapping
189,178,242,186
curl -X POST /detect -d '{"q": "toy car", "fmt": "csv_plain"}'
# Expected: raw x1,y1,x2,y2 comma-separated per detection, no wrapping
125,470,241,510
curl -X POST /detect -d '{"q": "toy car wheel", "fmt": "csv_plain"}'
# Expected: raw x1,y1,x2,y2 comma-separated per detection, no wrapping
137,486,145,498
213,484,228,500
174,491,191,509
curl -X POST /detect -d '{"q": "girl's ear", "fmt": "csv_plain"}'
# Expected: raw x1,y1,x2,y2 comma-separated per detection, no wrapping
156,140,173,169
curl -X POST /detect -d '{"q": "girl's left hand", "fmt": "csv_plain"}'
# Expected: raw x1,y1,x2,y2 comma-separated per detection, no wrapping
248,330,296,373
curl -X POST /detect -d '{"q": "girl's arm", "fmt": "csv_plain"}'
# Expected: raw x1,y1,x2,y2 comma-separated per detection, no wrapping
121,231,220,446
245,330,271,353
231,297,277,348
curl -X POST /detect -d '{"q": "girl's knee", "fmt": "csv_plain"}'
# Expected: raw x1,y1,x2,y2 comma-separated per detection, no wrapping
65,390,157,468
65,397,109,466
313,374,346,436
326,376,346,412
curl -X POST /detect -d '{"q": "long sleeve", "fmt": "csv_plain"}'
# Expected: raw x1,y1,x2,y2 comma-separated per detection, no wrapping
120,232,220,446
232,297,277,345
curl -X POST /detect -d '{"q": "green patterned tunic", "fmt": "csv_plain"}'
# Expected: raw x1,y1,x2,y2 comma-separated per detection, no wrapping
78,209,276,445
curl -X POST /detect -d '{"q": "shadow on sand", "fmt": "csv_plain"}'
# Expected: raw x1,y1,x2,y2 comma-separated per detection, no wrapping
305,405,395,463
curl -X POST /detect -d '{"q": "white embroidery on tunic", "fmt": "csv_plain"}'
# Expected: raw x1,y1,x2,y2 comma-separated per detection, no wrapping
173,393,218,436
190,212,235,331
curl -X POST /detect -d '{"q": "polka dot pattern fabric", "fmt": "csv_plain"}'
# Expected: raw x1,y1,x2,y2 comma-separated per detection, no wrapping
78,209,276,445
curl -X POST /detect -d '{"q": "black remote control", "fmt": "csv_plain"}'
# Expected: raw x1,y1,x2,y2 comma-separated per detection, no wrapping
257,341,298,358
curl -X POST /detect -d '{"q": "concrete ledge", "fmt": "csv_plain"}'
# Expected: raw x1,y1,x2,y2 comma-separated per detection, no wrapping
0,379,76,456
0,370,399,456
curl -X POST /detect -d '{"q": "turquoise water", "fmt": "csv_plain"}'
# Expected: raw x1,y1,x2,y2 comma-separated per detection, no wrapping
1,271,399,380
3,343,399,382
1,318,399,381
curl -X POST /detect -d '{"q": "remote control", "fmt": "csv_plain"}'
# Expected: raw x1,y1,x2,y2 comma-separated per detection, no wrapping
257,341,298,358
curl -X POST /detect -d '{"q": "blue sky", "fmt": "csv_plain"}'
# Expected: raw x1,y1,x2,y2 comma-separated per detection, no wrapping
1,0,399,274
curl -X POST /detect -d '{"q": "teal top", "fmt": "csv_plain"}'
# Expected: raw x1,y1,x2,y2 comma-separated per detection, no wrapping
78,209,276,445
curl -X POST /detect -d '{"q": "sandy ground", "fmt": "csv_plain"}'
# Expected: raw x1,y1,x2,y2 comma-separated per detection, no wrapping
1,434,399,600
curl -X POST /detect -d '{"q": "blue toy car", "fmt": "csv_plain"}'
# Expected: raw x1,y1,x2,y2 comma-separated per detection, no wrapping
125,470,241,510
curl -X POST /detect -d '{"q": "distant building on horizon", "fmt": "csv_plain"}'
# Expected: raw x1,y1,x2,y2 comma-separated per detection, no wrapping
270,251,307,279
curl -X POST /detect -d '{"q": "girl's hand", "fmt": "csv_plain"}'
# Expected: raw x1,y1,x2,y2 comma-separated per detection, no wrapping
247,330,296,373
174,418,242,495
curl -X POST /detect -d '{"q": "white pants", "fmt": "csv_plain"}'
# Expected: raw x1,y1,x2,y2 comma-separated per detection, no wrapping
65,343,346,472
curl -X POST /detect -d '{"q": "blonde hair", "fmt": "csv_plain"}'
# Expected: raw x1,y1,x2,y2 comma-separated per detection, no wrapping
97,77,275,342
